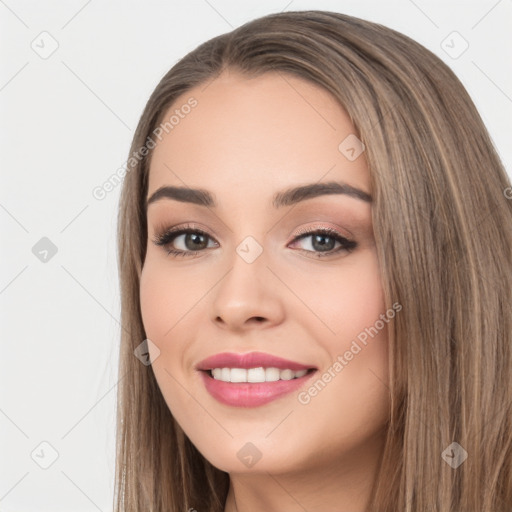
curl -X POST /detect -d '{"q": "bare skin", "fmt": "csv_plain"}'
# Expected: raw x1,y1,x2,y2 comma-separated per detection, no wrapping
140,69,391,512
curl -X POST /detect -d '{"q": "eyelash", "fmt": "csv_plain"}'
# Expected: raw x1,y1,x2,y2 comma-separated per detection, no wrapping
151,223,357,259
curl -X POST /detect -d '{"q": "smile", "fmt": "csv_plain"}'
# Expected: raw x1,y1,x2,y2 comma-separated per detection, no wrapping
199,367,317,407
196,351,318,407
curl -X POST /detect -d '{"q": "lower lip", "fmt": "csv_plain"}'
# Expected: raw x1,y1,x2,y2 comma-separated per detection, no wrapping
199,370,316,407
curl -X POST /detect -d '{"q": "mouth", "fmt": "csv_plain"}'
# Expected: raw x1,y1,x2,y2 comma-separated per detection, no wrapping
198,366,318,408
195,351,318,407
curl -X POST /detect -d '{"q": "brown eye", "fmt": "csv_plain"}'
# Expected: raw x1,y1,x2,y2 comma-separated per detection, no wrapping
152,227,218,257
289,228,357,258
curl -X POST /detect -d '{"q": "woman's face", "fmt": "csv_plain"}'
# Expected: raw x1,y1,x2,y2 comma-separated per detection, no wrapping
140,69,390,477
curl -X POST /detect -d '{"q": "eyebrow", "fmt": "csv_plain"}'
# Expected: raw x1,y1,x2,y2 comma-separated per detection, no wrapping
145,181,372,211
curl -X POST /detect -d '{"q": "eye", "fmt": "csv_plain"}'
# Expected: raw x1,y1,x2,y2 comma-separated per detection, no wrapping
152,224,218,258
151,224,357,258
289,227,357,258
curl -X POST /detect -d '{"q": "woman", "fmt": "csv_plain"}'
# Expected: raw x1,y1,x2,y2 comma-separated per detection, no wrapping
114,10,512,511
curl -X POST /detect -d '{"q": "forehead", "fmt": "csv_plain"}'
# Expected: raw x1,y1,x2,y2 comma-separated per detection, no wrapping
147,69,370,201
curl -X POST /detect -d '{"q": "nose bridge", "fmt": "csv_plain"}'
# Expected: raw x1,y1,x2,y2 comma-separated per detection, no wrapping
217,236,268,307
209,234,283,328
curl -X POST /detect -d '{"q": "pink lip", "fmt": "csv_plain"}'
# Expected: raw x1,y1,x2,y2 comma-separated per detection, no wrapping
199,370,317,408
195,351,316,371
195,351,318,408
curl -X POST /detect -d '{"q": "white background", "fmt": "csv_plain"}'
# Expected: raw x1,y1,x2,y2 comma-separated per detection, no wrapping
1,0,511,510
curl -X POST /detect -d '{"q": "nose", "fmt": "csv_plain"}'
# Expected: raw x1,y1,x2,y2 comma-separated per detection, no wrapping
209,248,285,332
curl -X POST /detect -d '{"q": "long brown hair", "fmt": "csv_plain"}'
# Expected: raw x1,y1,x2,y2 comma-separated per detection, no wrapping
114,10,512,511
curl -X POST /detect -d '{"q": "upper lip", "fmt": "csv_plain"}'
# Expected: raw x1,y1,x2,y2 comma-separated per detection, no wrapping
196,351,317,371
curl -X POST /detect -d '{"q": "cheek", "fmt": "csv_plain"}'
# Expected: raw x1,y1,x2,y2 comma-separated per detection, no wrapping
289,250,389,406
139,260,199,415
346,257,387,337
139,257,204,340
139,267,170,340
287,249,386,339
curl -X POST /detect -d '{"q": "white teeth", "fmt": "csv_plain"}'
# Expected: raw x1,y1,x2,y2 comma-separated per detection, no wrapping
280,369,294,380
248,367,266,382
209,367,310,383
230,368,247,383
265,367,280,382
